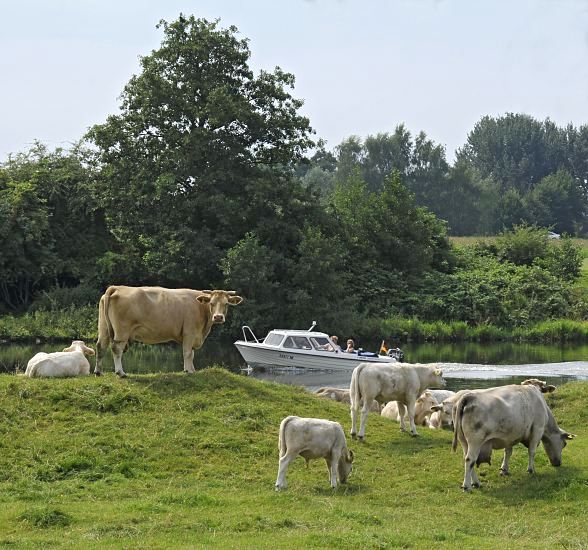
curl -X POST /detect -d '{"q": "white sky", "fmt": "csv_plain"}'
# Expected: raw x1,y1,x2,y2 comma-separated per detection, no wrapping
1,0,587,161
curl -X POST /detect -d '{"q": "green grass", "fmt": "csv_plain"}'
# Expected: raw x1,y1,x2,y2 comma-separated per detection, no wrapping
0,368,586,548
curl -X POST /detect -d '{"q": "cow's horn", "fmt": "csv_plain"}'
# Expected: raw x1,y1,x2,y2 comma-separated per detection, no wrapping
226,291,237,295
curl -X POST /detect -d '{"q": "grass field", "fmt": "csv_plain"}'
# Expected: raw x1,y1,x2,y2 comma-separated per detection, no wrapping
0,368,586,548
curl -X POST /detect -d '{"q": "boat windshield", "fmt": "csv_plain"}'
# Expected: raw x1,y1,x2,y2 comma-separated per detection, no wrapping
309,336,330,350
263,332,284,346
283,336,312,350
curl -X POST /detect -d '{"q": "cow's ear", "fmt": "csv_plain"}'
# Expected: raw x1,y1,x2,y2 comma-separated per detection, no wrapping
433,368,443,376
563,432,576,440
228,295,243,306
348,449,354,463
431,404,442,412
197,294,211,304
541,385,556,393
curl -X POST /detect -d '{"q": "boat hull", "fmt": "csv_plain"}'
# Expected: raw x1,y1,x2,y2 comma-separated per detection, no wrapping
234,341,396,370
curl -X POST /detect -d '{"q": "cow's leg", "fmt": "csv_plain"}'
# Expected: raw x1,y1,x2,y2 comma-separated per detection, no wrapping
111,340,127,378
526,431,542,474
275,452,296,491
462,443,481,491
500,447,513,476
328,452,338,488
182,340,196,373
397,402,407,432
405,399,419,436
95,336,109,376
358,402,371,440
350,402,359,439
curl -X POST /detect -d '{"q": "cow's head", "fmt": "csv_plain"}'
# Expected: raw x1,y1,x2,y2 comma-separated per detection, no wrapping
542,429,575,467
417,390,438,416
430,400,454,429
428,366,446,389
63,340,95,356
521,378,556,393
338,449,354,483
197,290,243,324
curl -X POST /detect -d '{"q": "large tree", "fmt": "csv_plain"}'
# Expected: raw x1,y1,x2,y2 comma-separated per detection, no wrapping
88,15,315,287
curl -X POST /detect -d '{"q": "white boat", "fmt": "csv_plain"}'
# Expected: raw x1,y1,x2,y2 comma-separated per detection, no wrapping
234,322,402,371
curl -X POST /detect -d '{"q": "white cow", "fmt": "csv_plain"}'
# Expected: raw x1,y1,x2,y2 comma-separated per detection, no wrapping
25,340,95,378
430,380,557,431
381,390,438,426
314,387,381,412
452,384,575,491
350,363,446,439
275,416,354,490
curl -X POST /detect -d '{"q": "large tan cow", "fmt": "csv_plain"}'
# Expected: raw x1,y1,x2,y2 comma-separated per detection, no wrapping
95,286,243,377
452,384,575,491
350,363,446,439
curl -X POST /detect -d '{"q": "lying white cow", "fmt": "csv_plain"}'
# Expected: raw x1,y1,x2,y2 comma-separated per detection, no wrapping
350,363,446,439
381,390,438,426
315,387,381,412
452,384,575,491
25,340,95,378
429,390,462,430
275,416,354,490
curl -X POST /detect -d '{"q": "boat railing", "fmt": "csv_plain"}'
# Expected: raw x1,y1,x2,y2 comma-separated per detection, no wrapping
241,326,259,343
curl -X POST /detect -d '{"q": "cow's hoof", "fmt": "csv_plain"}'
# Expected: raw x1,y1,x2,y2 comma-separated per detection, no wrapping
473,481,481,488
358,435,365,442
351,433,357,440
527,468,535,474
461,485,472,492
94,371,102,377
410,432,419,438
500,469,509,476
116,372,127,379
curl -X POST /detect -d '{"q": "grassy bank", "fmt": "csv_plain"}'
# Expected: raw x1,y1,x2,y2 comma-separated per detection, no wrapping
0,369,586,548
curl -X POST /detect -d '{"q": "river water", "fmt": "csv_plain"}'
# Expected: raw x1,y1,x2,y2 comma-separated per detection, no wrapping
2,337,588,392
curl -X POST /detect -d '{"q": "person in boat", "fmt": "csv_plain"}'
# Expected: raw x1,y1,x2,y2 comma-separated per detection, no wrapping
318,335,341,352
346,339,355,353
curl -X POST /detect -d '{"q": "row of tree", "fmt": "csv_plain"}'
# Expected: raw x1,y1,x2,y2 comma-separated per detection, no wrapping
300,115,588,236
0,15,586,334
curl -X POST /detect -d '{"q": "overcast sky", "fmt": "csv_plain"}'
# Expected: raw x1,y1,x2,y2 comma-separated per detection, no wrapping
1,0,587,162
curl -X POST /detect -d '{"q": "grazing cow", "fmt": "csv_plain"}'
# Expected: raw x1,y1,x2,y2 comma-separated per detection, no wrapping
275,416,354,490
314,387,381,412
95,286,243,377
350,363,446,439
430,381,557,431
25,340,95,378
452,384,575,491
381,390,438,426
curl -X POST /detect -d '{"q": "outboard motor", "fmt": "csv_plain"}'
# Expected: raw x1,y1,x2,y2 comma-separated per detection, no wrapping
387,347,405,362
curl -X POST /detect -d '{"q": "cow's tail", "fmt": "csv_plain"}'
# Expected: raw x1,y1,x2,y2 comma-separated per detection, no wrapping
278,416,297,458
452,394,470,452
98,286,116,344
350,363,367,410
